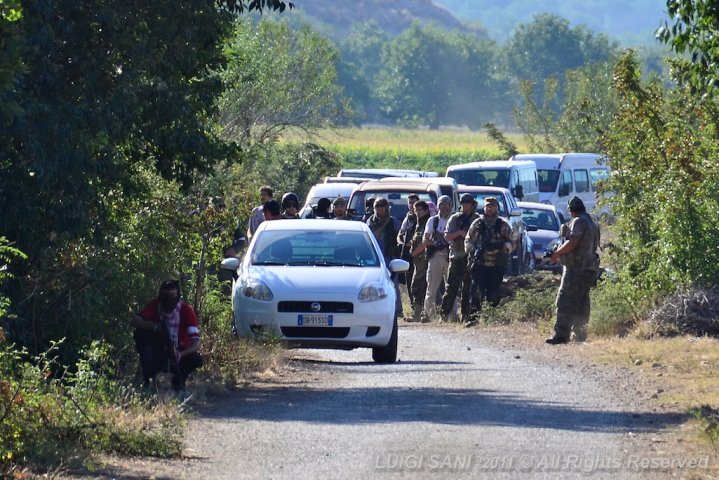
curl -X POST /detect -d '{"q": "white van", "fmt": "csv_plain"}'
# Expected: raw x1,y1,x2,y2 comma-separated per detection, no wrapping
510,153,610,213
445,160,539,202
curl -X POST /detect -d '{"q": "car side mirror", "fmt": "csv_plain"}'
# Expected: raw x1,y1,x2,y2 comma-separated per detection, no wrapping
221,257,240,271
509,207,522,217
388,258,410,273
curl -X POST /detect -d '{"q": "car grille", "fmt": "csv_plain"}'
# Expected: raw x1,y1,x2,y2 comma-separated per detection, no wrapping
277,301,354,313
281,327,350,338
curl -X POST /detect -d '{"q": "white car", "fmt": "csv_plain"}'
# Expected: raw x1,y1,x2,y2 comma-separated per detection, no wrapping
221,219,409,363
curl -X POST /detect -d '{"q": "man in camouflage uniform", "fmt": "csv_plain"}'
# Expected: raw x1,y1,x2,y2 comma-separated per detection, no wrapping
397,194,420,306
440,193,480,322
464,197,513,327
406,200,431,322
546,196,600,344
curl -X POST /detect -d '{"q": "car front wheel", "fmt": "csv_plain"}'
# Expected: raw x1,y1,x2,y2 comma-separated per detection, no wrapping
372,317,398,363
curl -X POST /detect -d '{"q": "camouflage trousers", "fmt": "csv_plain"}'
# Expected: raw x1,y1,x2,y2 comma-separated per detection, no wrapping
441,256,472,321
410,254,428,318
553,268,596,341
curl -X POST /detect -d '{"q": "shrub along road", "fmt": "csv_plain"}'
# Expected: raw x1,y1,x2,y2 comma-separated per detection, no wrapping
79,323,714,479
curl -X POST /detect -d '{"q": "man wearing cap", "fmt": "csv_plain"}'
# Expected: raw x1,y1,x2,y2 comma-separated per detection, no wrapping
440,193,480,322
367,198,403,316
546,196,600,344
465,197,513,326
332,196,351,220
408,200,431,322
422,195,453,322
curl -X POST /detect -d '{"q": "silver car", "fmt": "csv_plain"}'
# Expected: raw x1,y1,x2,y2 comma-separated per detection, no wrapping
517,201,566,271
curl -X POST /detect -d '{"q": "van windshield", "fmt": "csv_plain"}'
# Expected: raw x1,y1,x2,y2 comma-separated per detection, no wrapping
537,169,560,193
449,170,509,188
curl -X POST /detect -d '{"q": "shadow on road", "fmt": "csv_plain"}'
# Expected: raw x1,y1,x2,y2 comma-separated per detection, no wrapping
200,384,686,434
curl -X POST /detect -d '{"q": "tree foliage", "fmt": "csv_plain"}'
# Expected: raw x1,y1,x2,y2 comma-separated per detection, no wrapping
503,13,617,110
376,23,502,129
218,18,350,146
657,0,719,98
602,52,719,292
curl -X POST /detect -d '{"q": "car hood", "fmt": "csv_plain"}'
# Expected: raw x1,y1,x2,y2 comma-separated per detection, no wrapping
244,265,387,294
528,229,559,247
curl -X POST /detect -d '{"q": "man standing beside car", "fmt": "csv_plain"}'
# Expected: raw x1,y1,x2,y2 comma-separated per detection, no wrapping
440,193,480,323
465,197,513,327
246,186,273,240
367,198,403,317
546,196,600,344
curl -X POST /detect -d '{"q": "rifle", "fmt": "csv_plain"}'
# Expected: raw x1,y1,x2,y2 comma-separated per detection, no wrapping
160,317,181,377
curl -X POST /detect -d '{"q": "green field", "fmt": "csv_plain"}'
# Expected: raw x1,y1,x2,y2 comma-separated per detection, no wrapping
283,127,530,173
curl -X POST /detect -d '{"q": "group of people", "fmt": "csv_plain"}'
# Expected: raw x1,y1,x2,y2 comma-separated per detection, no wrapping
397,193,514,327
129,186,599,392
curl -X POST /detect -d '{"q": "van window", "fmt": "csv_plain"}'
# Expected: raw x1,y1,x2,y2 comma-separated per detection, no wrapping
519,168,535,193
538,169,560,193
574,169,590,193
590,168,610,191
559,170,573,197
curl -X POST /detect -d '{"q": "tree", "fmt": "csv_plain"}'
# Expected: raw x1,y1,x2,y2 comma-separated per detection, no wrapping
0,0,269,355
657,0,719,98
338,21,389,123
377,23,501,129
503,14,616,109
217,18,351,145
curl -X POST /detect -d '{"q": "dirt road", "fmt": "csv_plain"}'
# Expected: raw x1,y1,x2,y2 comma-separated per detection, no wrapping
82,323,713,479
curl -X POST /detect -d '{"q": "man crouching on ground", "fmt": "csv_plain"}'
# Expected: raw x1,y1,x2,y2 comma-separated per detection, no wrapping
130,279,203,392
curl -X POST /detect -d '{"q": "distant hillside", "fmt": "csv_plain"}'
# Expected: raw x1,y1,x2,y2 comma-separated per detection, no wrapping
290,0,487,41
433,0,668,46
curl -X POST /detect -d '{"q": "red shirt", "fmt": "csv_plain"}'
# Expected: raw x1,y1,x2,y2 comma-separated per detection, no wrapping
139,298,200,349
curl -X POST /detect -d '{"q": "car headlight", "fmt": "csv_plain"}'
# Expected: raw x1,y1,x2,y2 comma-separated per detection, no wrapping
358,283,388,302
242,280,273,301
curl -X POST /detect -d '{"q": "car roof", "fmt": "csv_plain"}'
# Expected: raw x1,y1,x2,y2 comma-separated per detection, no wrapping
307,183,357,195
517,201,557,212
457,185,512,195
324,176,366,184
257,219,369,233
354,178,444,192
447,160,535,170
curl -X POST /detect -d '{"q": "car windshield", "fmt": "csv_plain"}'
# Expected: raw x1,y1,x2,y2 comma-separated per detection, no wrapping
251,230,380,267
521,208,559,231
537,169,560,193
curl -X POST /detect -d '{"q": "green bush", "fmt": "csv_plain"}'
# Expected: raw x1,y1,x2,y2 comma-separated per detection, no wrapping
0,340,182,475
588,276,646,337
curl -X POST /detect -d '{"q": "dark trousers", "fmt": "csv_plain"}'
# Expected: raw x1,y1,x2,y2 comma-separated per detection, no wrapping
410,254,428,315
470,265,504,312
441,256,472,320
133,329,203,389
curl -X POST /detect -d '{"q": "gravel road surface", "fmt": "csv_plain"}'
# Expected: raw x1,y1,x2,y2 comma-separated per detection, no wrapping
83,323,711,479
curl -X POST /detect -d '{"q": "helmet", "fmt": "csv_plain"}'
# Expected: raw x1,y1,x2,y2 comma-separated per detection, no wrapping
281,192,300,210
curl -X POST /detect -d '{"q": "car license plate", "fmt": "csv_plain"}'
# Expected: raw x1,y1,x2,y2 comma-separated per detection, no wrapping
298,314,333,326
